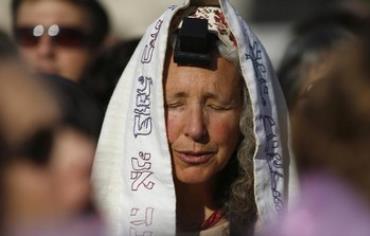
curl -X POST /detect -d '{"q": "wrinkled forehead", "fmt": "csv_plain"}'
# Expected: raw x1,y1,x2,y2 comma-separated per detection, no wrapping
164,49,243,101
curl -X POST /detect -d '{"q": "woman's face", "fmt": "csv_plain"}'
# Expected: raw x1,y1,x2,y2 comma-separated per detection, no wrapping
165,53,243,184
15,0,93,81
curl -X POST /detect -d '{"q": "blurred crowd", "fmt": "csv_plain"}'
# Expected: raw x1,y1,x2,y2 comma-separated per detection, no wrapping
0,0,370,236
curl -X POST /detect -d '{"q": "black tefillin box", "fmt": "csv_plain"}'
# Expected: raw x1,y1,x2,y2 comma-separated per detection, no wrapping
174,17,216,67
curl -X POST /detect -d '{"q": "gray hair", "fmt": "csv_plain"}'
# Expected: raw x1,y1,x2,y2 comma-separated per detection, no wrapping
227,83,256,233
215,36,257,233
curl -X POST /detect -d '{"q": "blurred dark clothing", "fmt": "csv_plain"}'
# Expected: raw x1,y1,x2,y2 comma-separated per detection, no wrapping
80,38,140,112
39,74,104,140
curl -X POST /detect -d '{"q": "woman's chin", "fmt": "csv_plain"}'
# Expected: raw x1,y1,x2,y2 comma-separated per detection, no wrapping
174,168,213,184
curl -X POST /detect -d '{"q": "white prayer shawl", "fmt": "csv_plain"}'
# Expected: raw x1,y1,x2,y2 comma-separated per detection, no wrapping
91,0,298,235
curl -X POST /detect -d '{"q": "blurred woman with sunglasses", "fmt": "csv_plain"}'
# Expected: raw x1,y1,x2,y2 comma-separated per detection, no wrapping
0,43,60,233
11,0,110,82
0,32,105,235
0,73,105,236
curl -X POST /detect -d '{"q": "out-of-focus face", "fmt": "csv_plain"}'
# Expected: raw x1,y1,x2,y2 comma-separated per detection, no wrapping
0,63,95,227
49,127,95,215
0,62,60,226
165,53,243,184
2,127,95,226
15,0,93,81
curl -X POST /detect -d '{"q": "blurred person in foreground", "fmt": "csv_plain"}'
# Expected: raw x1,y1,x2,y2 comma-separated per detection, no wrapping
0,57,58,234
11,0,110,82
0,30,58,235
261,32,370,236
0,35,104,235
92,0,297,235
35,74,104,217
278,7,367,111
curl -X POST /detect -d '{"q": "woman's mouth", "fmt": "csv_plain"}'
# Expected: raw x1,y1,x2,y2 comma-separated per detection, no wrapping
175,151,215,165
36,64,57,75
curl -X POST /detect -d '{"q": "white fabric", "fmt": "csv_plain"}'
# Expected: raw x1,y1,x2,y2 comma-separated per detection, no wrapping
91,0,298,235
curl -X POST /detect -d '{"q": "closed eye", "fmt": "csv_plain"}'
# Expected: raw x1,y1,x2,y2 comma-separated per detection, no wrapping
206,104,233,111
165,102,184,109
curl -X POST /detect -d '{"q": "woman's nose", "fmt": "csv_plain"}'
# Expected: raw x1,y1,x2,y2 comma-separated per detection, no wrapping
36,36,55,58
184,106,208,143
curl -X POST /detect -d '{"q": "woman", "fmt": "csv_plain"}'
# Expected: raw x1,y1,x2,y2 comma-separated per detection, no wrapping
92,0,297,235
0,69,102,235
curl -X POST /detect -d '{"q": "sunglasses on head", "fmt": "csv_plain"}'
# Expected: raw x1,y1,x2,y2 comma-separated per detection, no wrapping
14,24,91,48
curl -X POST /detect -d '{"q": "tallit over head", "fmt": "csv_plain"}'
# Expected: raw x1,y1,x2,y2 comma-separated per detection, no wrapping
91,0,298,235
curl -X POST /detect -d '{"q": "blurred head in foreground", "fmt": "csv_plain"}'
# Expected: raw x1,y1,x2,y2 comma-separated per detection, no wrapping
0,60,97,234
278,7,367,111
292,35,370,198
260,27,370,236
